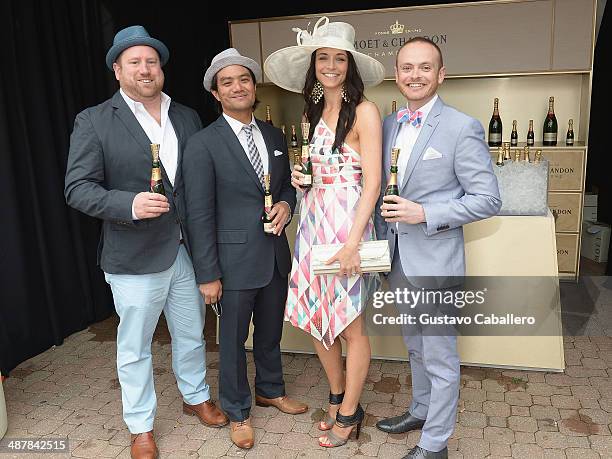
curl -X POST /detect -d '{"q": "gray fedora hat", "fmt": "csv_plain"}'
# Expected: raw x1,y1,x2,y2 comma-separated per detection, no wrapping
203,48,262,92
106,25,169,70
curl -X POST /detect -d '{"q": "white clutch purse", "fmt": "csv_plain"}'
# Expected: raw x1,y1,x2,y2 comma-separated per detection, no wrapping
311,240,391,275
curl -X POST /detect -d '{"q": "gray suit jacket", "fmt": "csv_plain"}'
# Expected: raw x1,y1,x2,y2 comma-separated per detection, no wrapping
374,97,501,287
181,115,296,290
65,91,203,274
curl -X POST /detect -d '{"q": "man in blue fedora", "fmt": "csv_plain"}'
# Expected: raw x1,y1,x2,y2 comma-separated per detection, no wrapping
65,25,228,459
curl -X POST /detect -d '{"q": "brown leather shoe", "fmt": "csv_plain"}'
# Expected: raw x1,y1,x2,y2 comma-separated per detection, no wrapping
183,399,229,427
230,418,254,449
130,431,158,459
255,394,308,414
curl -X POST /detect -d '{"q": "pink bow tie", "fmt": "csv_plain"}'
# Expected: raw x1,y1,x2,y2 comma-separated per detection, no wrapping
397,108,423,128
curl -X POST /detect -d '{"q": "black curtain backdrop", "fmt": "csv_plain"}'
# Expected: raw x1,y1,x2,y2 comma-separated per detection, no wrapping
0,0,114,375
1,0,608,374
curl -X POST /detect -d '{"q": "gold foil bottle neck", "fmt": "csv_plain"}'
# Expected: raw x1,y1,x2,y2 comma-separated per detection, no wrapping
534,150,543,163
263,174,271,190
301,121,310,141
496,147,504,166
391,147,400,166
150,143,160,160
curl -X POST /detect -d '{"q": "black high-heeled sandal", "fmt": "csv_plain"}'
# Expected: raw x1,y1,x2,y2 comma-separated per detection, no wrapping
319,391,345,431
319,403,364,448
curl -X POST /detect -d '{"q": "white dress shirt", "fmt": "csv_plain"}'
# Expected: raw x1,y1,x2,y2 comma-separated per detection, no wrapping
395,94,438,187
120,89,178,220
222,113,269,174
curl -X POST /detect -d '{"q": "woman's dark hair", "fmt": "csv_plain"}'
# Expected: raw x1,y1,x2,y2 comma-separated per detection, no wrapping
302,50,364,152
210,67,260,114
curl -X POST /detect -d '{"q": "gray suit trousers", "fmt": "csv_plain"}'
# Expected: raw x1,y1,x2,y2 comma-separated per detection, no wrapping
388,243,460,452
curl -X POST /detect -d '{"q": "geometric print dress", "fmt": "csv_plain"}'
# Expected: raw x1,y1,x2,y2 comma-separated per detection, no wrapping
284,118,380,350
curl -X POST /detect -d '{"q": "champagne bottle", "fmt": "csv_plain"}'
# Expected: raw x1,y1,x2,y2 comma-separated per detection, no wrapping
266,105,273,125
534,149,543,164
527,120,535,146
496,147,504,167
300,120,312,189
543,96,558,146
511,120,518,146
503,144,512,161
566,119,574,146
384,148,401,198
281,124,286,136
523,146,531,163
488,98,502,147
263,174,274,235
149,144,165,195
290,124,299,149
391,100,397,113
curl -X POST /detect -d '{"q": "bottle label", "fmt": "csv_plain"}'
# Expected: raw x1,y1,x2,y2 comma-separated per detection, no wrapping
527,139,534,145
566,139,574,145
543,133,557,142
510,139,518,146
489,133,502,142
264,221,275,233
302,174,312,185
151,168,162,181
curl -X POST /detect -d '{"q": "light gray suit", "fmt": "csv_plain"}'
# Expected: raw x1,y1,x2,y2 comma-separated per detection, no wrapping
374,96,501,452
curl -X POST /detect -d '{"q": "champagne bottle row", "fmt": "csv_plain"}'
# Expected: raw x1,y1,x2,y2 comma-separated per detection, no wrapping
495,143,543,166
487,97,574,147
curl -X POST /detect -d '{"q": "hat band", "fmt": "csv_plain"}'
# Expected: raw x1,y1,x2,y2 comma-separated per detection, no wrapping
300,36,357,54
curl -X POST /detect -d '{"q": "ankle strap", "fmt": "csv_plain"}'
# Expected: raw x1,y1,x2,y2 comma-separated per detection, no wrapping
328,391,345,405
336,404,364,427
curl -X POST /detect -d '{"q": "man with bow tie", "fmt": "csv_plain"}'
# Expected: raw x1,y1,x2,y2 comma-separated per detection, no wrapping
374,38,501,459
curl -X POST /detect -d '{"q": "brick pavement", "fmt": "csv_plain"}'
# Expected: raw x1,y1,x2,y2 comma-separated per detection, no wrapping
2,317,611,458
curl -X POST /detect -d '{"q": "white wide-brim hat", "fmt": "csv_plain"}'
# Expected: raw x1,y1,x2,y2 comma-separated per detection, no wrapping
264,17,385,93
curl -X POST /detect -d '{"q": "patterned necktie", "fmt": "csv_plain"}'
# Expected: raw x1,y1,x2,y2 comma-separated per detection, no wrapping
242,124,264,187
396,108,424,128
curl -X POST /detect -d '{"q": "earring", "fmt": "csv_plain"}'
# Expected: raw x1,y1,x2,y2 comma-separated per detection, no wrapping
341,85,350,103
311,80,324,104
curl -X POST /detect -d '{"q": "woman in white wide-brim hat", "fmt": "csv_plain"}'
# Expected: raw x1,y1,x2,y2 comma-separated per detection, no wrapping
264,16,384,449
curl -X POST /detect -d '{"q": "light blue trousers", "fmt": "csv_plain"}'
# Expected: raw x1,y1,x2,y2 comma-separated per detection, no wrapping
105,245,210,433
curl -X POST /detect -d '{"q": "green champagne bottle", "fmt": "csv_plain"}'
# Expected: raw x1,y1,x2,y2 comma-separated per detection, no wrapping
566,119,574,146
300,121,312,189
511,120,518,146
263,174,274,235
384,148,401,199
527,119,535,146
488,98,502,147
543,96,558,146
149,144,165,196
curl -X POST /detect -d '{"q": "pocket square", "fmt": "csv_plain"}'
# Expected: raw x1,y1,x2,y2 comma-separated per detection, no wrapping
422,147,443,160
274,150,284,157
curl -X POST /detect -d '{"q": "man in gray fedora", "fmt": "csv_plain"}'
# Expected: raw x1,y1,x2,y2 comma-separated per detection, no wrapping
65,25,227,459
181,48,307,449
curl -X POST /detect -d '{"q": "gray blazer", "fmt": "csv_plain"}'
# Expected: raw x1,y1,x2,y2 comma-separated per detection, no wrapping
374,97,501,287
65,91,203,274
181,115,296,290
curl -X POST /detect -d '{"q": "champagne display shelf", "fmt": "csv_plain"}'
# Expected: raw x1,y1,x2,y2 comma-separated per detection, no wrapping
234,0,596,281
488,145,587,280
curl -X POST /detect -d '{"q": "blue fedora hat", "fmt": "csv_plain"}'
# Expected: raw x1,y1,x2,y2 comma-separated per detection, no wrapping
106,25,169,70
